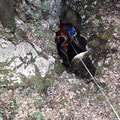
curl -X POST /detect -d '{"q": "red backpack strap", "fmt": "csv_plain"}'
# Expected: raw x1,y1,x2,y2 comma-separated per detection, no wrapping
63,42,69,47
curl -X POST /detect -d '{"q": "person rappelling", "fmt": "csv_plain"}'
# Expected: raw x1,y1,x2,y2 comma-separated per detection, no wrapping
55,24,78,66
55,23,87,67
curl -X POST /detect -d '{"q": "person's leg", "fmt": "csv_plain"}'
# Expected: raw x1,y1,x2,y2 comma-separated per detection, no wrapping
57,45,71,67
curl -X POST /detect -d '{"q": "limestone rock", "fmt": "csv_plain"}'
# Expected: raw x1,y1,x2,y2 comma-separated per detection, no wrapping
0,39,55,86
35,56,55,77
27,0,41,7
0,39,15,62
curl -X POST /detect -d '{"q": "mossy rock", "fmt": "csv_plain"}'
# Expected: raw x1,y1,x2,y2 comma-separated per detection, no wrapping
0,39,57,93
0,0,15,28
97,95,105,102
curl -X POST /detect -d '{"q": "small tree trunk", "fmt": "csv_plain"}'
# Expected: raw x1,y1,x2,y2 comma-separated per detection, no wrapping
0,0,15,28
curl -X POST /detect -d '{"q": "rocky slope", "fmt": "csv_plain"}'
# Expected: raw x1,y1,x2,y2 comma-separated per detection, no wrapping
0,0,120,119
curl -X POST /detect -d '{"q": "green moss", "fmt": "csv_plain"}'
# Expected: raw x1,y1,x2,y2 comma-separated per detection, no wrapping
99,35,109,44
0,52,56,93
0,61,9,68
6,82,22,90
0,11,15,28
97,95,105,102
86,27,93,33
0,0,15,28
96,14,102,20
15,28,26,38
40,52,48,60
107,64,114,70
95,66,104,77
0,56,17,68
0,69,10,86
88,41,97,49
86,6,94,11
0,69,10,75
54,58,64,75
20,65,54,94
23,75,53,94
111,47,118,53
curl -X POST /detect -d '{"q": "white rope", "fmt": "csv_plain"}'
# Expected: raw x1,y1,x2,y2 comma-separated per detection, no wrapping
70,42,120,120
60,48,71,66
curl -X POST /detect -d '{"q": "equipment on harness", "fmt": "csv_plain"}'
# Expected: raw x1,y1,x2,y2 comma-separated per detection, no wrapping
56,24,77,47
67,26,77,37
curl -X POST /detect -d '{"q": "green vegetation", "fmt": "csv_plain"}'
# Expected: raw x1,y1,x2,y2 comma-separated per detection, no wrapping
54,27,60,32
33,112,45,120
25,0,52,39
25,112,45,120
39,0,51,12
87,19,115,77
111,47,118,53
97,95,105,102
0,30,6,35
34,26,45,37
35,97,41,104
0,86,5,95
19,5,25,12
23,68,54,94
54,58,64,75
0,113,3,120
13,101,21,110
22,90,29,97
74,107,79,113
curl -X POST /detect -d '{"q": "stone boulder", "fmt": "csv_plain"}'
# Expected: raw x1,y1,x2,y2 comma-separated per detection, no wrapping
0,39,55,88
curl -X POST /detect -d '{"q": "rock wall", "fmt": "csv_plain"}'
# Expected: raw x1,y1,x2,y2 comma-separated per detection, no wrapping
0,0,64,92
0,39,55,90
60,0,119,76
16,0,119,76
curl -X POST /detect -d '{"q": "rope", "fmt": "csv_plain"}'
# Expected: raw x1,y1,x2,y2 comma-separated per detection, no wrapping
60,48,71,66
70,42,120,120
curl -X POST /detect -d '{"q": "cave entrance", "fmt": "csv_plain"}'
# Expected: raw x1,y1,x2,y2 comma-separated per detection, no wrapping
55,23,87,66
55,8,96,79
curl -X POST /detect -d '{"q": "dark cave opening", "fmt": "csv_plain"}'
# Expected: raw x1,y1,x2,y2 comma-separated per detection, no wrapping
55,23,87,64
55,8,96,79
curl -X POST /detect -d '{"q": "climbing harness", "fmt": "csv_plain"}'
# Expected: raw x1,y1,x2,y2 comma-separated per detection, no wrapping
70,37,86,51
56,24,77,48
70,42,120,120
73,37,79,45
